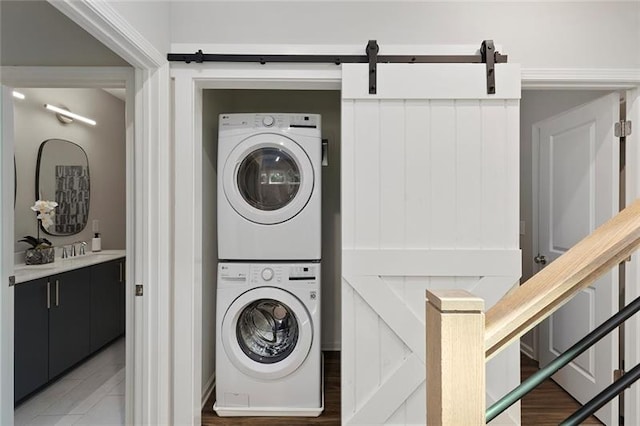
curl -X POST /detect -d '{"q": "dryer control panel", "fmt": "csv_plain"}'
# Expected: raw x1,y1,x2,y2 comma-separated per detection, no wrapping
219,113,320,130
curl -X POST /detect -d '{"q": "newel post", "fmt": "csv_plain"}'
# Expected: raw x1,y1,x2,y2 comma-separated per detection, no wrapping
426,289,486,425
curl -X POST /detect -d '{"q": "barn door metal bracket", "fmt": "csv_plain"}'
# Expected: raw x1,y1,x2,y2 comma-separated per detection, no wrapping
167,39,508,95
481,40,496,95
367,40,380,94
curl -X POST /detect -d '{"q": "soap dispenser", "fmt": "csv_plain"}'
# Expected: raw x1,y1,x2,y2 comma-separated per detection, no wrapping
92,233,102,252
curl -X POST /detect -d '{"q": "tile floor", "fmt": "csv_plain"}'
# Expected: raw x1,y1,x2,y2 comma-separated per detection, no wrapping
14,338,125,426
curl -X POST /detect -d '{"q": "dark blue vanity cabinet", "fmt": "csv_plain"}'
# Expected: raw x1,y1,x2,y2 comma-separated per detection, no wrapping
14,258,125,404
48,268,92,379
14,278,49,402
90,259,125,352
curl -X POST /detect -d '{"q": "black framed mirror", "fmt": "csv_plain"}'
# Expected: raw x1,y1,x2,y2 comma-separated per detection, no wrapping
36,139,90,235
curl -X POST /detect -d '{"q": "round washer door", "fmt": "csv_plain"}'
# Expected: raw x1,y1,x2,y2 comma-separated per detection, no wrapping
223,133,314,224
221,286,313,380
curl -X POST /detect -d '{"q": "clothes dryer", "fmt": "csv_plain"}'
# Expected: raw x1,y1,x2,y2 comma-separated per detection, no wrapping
214,262,322,416
217,113,321,260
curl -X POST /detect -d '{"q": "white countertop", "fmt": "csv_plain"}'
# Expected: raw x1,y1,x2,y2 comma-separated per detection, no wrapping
13,250,126,284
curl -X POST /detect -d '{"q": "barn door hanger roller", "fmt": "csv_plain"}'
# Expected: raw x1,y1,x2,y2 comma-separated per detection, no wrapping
167,39,508,95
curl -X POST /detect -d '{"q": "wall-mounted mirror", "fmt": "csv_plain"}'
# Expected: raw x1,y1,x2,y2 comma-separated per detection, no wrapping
36,139,90,235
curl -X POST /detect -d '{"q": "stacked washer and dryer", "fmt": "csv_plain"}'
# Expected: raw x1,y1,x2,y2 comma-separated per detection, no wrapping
214,113,323,417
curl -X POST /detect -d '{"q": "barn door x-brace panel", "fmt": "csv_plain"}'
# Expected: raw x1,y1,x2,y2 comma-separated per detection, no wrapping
167,40,508,95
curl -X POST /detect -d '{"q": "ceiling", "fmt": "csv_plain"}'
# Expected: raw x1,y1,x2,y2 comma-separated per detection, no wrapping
0,1,130,67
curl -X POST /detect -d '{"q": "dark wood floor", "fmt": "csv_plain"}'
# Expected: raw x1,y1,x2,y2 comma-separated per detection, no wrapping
520,354,602,425
202,352,603,425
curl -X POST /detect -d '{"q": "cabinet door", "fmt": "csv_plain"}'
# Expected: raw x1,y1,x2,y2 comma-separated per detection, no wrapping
49,268,91,379
90,260,122,351
14,278,49,402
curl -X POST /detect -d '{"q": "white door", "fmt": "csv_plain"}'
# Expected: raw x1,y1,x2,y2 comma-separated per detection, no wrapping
341,60,522,425
536,92,620,425
0,86,16,425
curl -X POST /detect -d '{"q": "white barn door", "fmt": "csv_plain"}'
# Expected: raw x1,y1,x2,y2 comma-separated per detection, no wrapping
341,61,521,425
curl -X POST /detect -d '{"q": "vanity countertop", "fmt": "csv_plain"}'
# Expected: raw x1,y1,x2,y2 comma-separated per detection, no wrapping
14,250,126,284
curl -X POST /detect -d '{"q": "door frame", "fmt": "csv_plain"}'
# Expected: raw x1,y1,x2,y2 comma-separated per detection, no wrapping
171,62,340,424
0,0,170,424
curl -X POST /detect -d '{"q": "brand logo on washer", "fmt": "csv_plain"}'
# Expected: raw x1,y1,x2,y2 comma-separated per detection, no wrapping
310,291,317,300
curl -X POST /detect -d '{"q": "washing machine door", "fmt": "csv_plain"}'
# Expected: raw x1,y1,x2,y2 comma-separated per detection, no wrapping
223,133,315,224
221,287,313,380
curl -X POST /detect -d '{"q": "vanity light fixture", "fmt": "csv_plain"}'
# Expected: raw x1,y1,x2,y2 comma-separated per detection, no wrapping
44,104,96,126
12,91,25,100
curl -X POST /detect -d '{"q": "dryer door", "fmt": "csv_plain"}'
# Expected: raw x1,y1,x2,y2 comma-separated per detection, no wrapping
223,133,315,224
221,286,313,380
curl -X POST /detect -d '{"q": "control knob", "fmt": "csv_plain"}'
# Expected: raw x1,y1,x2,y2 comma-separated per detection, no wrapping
262,116,275,127
261,267,274,281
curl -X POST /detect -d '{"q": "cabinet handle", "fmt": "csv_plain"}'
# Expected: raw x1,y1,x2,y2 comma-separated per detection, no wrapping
119,262,123,283
55,280,59,307
47,281,51,309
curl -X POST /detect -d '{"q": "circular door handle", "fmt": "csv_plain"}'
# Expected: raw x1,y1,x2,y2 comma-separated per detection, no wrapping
534,254,547,265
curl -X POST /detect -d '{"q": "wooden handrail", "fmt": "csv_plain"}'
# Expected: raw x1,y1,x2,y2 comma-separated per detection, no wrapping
485,199,640,359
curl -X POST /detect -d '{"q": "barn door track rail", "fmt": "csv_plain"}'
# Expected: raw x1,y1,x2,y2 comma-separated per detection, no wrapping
167,39,508,95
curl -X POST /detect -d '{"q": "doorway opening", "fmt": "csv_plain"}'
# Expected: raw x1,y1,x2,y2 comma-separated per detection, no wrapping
520,89,627,425
198,89,341,421
11,86,128,425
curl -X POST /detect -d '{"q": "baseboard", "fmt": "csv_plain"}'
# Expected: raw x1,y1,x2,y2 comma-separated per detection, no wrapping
202,373,216,410
486,392,519,425
520,342,536,360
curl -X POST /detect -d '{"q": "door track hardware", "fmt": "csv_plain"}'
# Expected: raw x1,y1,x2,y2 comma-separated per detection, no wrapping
168,40,508,95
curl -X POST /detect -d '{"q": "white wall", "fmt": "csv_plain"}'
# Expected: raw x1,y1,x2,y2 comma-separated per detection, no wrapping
107,1,171,57
0,1,128,67
201,89,341,393
13,88,126,257
169,1,640,69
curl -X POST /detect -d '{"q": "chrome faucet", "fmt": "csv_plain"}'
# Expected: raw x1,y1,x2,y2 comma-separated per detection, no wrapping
79,241,87,255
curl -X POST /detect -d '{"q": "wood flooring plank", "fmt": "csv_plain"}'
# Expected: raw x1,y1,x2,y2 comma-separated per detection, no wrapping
520,354,603,426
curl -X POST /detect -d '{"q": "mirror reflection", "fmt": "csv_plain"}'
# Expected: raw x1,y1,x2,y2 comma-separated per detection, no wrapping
36,139,90,236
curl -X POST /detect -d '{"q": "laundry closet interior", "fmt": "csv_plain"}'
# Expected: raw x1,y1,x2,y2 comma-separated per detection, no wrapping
201,88,342,409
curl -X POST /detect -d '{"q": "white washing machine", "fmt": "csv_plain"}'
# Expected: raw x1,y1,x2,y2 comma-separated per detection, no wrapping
217,113,321,261
214,262,323,417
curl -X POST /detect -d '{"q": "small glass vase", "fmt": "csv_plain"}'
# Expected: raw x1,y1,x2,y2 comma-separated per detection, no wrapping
25,247,55,265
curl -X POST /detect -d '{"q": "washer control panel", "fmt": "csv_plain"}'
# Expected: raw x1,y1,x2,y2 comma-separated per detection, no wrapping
219,113,320,130
219,263,319,285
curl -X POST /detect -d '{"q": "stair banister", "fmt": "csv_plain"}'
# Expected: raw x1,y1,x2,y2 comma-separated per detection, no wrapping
485,198,640,359
425,198,640,425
